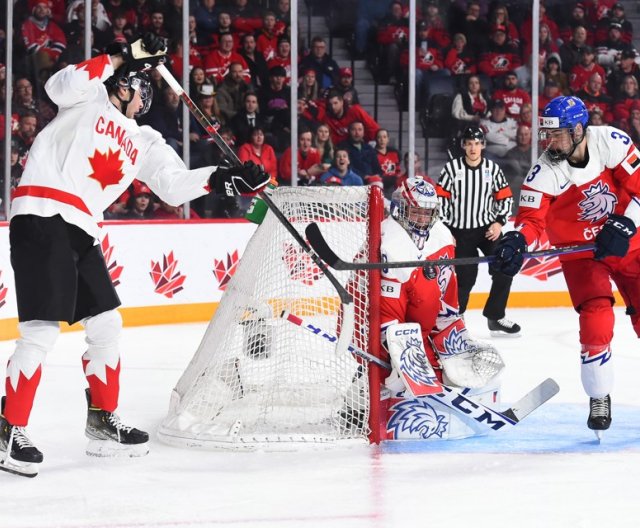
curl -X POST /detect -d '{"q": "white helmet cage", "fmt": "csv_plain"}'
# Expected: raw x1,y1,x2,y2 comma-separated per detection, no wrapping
391,177,440,248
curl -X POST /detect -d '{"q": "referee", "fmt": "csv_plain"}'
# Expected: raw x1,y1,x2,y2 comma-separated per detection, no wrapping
437,126,521,336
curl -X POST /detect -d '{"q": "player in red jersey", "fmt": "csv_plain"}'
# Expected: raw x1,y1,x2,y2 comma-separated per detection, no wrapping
492,96,640,439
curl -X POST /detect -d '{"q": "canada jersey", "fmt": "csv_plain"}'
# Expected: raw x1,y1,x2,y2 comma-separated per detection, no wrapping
516,126,640,258
10,55,212,239
380,217,460,338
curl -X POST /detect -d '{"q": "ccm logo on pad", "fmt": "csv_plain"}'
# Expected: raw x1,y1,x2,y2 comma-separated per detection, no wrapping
519,190,542,209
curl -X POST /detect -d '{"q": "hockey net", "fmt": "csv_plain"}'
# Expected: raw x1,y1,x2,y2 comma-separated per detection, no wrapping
158,186,383,450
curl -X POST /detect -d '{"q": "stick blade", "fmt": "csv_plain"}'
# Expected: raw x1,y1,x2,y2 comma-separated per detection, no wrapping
503,378,559,423
305,222,341,268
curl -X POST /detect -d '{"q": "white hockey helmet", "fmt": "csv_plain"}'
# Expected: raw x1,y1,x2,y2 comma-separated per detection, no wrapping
390,177,439,248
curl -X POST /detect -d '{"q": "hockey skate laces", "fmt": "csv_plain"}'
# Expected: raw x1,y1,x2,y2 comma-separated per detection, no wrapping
591,397,609,417
107,413,134,433
12,427,36,449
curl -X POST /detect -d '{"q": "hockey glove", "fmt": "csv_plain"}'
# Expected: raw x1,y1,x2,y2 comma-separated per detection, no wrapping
594,214,637,260
211,161,270,196
106,33,167,71
490,231,527,277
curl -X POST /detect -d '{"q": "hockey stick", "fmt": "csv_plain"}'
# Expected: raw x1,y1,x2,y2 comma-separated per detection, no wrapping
156,64,355,352
280,310,559,431
306,222,595,270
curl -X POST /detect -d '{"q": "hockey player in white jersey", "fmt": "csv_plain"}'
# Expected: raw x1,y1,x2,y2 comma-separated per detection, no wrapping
492,96,640,439
0,34,269,477
380,177,504,414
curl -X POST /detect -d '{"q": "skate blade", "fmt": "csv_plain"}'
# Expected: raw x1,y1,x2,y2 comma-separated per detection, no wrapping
489,331,522,339
0,456,39,478
86,439,149,458
593,429,604,442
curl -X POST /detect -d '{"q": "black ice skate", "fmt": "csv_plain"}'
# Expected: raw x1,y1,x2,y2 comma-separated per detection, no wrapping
588,395,611,441
0,397,43,478
488,318,521,338
84,390,149,457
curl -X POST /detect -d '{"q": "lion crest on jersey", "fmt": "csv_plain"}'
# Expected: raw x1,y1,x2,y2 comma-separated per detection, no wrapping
387,398,448,439
400,337,440,387
578,182,618,223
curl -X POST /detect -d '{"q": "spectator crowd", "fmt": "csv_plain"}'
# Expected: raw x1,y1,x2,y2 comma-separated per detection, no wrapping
1,0,638,219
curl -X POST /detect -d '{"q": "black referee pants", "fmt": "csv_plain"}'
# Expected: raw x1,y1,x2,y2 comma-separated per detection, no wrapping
449,226,513,321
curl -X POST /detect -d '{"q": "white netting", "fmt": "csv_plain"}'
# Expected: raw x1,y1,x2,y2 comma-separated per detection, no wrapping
158,187,377,450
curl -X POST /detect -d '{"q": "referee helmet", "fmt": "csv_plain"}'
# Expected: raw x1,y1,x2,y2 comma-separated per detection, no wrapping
461,125,486,148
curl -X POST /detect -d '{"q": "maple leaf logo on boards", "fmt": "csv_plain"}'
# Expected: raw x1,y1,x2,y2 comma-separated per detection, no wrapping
213,250,239,291
0,271,8,310
519,232,562,281
88,148,125,189
150,251,187,298
100,234,124,287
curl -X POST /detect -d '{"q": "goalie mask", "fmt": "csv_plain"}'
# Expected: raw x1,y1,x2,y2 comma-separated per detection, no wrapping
105,69,153,117
391,177,440,250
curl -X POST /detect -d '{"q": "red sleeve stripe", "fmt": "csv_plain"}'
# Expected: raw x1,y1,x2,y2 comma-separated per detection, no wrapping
436,186,451,198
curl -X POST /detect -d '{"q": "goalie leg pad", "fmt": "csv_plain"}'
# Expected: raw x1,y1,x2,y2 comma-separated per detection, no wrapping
431,319,505,389
385,323,443,397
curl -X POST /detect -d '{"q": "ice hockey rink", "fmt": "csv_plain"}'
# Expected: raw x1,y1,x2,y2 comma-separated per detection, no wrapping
1,306,640,528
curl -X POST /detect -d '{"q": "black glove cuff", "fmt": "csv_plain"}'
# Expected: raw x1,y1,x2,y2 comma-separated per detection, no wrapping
105,42,129,61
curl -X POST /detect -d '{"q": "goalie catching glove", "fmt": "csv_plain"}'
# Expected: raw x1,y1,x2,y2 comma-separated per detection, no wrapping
430,319,505,389
211,161,270,196
106,33,167,71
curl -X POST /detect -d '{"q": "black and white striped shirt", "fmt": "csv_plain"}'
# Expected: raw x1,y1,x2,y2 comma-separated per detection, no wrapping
437,156,513,229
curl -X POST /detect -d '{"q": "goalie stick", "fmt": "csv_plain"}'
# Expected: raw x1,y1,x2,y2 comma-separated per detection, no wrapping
156,64,355,353
280,310,559,431
305,222,595,271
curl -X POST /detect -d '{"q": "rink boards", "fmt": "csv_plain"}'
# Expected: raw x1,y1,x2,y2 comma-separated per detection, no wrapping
0,220,621,340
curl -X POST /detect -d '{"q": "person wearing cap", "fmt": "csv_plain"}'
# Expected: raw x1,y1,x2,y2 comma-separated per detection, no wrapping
21,0,67,84
190,83,225,171
259,65,291,149
595,4,633,46
120,181,155,219
332,67,360,105
595,19,634,69
319,149,364,186
479,99,517,158
570,45,607,93
478,23,522,81
492,71,531,121
299,36,340,89
607,49,640,98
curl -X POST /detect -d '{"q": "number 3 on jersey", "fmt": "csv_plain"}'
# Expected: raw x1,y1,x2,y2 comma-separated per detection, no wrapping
611,131,630,145
526,164,541,183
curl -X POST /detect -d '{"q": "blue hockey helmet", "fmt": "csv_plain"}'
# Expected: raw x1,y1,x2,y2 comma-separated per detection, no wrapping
540,96,589,130
539,96,589,162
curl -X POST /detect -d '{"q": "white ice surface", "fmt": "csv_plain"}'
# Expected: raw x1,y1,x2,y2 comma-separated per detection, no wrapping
1,307,640,528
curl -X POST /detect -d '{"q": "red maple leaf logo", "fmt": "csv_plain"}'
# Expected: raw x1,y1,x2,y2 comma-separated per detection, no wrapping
520,232,563,281
100,234,124,287
75,55,111,80
282,242,322,286
88,148,124,189
0,271,8,310
213,250,240,291
150,251,187,298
